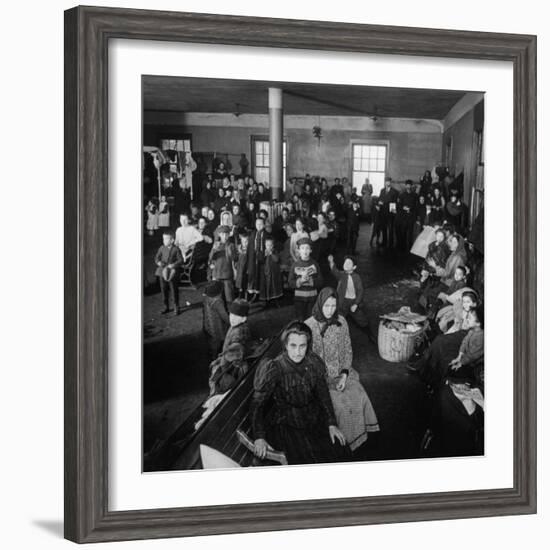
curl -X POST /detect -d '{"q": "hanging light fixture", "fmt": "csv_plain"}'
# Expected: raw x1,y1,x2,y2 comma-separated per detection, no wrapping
312,115,323,146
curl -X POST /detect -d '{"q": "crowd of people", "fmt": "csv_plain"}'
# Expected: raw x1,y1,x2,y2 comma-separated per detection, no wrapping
147,162,484,465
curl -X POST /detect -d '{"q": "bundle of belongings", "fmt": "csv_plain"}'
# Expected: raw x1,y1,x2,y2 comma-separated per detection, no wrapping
208,342,248,396
379,306,427,334
410,226,437,259
378,307,428,362
194,343,249,431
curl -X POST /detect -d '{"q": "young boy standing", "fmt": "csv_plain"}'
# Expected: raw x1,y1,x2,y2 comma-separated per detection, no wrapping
288,237,323,320
154,231,184,315
208,225,236,304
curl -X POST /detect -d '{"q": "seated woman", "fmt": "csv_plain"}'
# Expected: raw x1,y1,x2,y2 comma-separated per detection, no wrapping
426,264,468,320
305,288,380,453
419,232,467,312
251,321,349,465
424,369,484,458
408,291,483,391
420,228,450,283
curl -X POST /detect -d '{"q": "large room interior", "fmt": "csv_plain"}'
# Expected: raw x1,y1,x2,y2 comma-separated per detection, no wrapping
142,76,485,471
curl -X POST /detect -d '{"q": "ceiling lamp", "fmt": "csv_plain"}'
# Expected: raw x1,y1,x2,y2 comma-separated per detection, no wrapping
312,116,323,146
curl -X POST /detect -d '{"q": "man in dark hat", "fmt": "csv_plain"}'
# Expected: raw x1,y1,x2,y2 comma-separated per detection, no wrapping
208,225,236,303
288,237,323,320
202,280,229,360
222,299,252,357
396,179,417,252
378,177,399,248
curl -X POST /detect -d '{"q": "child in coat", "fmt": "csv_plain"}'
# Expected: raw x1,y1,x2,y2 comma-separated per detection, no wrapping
260,236,283,306
209,226,236,304
328,254,371,333
234,230,250,299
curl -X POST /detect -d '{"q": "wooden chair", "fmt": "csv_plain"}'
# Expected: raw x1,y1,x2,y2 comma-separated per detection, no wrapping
179,246,196,289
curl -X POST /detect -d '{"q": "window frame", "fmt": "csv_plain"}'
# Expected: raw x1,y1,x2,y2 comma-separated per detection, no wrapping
350,139,390,194
250,135,288,188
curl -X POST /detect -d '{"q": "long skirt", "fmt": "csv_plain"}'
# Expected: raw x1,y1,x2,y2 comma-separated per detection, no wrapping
327,373,379,451
146,212,159,231
259,259,283,301
158,212,170,227
266,421,350,465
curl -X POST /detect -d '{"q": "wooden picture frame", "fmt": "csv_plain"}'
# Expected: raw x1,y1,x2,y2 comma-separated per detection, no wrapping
64,6,537,543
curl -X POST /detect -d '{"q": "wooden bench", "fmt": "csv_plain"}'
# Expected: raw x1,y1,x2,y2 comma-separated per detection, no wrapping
145,334,282,471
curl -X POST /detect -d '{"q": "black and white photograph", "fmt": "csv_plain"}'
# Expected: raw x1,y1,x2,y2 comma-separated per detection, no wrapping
142,76,485,472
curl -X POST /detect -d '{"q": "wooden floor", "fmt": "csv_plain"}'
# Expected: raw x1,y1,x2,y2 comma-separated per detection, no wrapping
143,222,436,471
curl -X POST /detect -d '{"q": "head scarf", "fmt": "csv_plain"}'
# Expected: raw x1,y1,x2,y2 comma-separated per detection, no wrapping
311,287,341,337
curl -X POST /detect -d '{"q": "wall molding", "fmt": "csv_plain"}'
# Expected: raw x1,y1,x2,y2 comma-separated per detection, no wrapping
144,111,443,134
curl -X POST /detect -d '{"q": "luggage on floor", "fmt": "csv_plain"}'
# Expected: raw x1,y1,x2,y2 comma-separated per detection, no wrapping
378,306,428,362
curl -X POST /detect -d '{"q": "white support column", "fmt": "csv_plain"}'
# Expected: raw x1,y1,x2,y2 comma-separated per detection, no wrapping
268,87,283,201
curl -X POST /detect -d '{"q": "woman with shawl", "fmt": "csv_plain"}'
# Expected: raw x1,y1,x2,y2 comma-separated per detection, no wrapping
408,291,483,391
305,288,380,453
432,233,467,287
214,210,234,241
420,232,467,310
251,321,349,465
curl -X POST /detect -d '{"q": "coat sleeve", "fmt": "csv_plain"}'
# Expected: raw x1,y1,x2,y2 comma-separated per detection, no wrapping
311,355,337,427
338,318,353,373
251,360,278,440
154,247,162,265
312,261,324,289
330,265,343,281
288,261,298,289
459,329,484,365
354,275,364,305
216,299,229,325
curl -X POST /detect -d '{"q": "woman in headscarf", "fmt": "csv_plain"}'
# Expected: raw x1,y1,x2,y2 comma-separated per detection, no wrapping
251,321,349,465
408,292,483,392
305,288,380,453
420,232,467,311
214,210,234,241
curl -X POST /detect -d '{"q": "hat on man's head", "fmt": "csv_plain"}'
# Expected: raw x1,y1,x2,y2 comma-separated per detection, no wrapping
204,280,223,297
218,225,231,234
296,237,312,248
229,299,249,317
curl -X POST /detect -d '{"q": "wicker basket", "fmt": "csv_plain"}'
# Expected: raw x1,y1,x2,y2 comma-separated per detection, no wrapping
378,320,427,363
